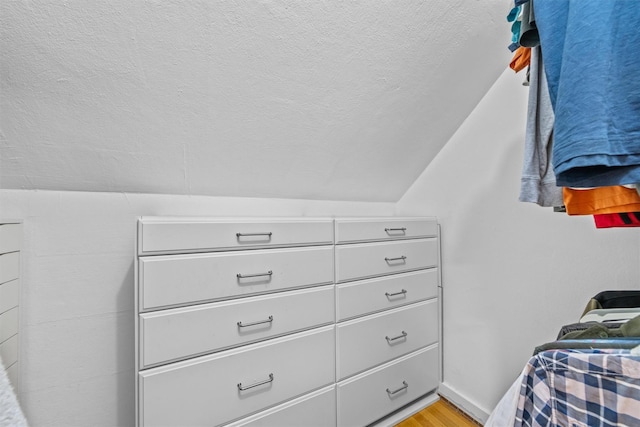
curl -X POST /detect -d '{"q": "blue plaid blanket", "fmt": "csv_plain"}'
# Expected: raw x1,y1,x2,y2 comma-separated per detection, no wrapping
515,349,640,427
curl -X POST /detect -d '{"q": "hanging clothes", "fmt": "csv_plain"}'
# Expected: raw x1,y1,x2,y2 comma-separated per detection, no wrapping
535,0,640,188
509,47,531,73
518,0,539,48
594,212,640,229
518,47,563,207
562,186,640,215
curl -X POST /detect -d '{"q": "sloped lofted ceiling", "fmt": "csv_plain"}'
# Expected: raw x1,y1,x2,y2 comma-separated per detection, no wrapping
0,0,512,202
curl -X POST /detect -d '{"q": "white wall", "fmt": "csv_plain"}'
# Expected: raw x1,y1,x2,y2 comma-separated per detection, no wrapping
0,189,394,427
0,0,510,202
396,69,640,422
5,58,639,427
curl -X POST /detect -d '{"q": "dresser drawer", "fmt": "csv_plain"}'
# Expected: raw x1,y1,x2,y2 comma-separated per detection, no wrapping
336,270,438,321
140,285,335,368
0,306,18,344
336,300,438,380
139,326,335,427
0,279,19,315
139,218,334,255
335,218,437,244
0,223,22,255
139,246,333,311
337,345,439,427
225,385,336,427
0,252,20,285
335,239,437,283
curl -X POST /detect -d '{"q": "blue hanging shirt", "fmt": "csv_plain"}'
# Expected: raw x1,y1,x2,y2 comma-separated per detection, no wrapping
535,0,640,187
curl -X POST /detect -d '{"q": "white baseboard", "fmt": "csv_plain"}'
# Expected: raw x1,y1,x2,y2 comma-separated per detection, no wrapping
438,382,491,424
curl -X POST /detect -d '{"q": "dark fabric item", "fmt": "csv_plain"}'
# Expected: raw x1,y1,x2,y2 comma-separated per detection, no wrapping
556,322,625,340
559,315,640,340
561,323,611,340
580,290,640,317
519,0,539,47
593,290,640,309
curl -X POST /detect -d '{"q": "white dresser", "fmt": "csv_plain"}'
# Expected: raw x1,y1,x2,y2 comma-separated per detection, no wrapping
136,218,337,427
0,220,22,392
135,217,440,427
334,218,440,427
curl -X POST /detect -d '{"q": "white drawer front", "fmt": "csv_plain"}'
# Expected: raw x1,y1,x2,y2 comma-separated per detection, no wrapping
225,385,336,427
335,239,437,283
0,279,19,315
336,300,438,380
140,285,335,368
140,326,336,427
335,218,437,244
0,223,22,255
0,252,20,285
0,334,18,367
337,345,439,427
140,246,334,311
336,270,438,321
0,306,18,344
139,218,334,255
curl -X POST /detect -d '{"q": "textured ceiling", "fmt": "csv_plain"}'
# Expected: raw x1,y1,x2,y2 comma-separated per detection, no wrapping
0,0,511,202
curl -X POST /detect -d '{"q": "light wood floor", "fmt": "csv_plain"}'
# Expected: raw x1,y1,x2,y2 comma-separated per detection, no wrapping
395,398,481,427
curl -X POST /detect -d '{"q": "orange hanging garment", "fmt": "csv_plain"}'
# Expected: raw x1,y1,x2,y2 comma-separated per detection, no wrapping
563,186,640,215
509,47,532,73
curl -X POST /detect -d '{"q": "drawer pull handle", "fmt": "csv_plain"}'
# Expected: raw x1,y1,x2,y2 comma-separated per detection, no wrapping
384,227,407,234
385,256,407,263
237,315,274,328
236,232,273,238
237,373,274,391
386,381,409,395
385,331,408,343
237,270,273,279
385,289,408,298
